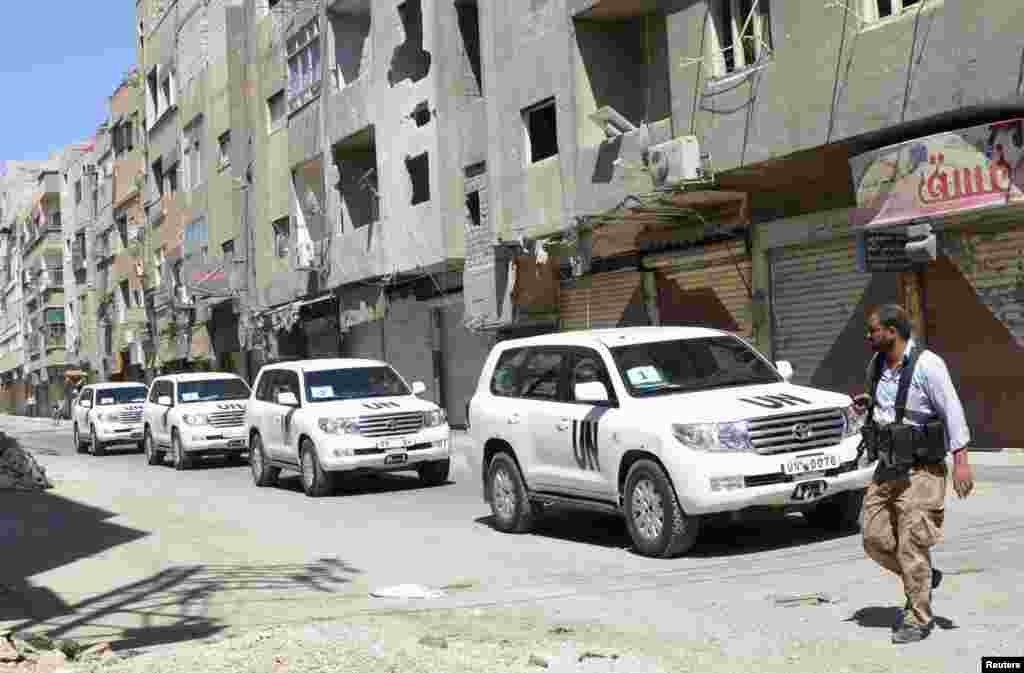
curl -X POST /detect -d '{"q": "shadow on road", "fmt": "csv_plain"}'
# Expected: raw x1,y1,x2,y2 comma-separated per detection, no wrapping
0,491,150,624
844,606,958,631
275,471,454,497
4,558,362,652
474,508,858,556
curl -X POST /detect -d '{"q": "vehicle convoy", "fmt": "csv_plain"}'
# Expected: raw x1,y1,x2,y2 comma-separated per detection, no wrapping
245,358,451,497
72,382,149,455
143,372,252,469
465,326,873,558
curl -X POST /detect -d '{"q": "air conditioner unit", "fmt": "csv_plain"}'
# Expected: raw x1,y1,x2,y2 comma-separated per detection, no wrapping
647,136,703,188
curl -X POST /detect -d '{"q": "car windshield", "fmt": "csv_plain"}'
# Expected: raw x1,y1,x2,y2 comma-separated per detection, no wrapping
610,336,781,397
177,378,251,403
305,366,411,402
95,387,148,405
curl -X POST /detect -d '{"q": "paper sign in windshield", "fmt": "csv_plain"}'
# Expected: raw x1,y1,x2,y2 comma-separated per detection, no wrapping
181,392,200,401
626,366,664,386
310,386,334,400
99,397,114,405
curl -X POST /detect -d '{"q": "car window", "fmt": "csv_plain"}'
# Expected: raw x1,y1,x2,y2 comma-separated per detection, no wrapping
255,370,276,402
96,386,148,405
568,349,616,406
304,366,409,402
80,388,93,405
490,348,528,397
610,336,781,397
177,378,250,403
517,348,567,401
149,382,163,403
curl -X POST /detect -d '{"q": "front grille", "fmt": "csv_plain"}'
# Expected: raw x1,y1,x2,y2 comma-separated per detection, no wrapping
209,409,245,428
118,410,143,423
357,412,424,438
748,408,845,455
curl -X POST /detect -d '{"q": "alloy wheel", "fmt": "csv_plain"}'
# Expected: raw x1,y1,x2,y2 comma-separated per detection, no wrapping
492,467,516,519
631,478,665,541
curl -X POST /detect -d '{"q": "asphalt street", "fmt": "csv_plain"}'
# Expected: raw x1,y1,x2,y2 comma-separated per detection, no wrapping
3,415,1023,672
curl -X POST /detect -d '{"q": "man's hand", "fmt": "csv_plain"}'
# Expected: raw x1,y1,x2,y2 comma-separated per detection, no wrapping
952,449,974,498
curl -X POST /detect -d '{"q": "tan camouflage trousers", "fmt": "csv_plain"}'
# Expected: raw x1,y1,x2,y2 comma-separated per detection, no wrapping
861,462,948,627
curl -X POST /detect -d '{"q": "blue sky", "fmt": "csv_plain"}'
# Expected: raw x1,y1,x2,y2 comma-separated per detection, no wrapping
1,5,136,162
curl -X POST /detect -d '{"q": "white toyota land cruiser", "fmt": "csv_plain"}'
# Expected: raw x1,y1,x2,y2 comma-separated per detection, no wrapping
72,382,149,455
466,326,873,558
245,358,451,497
142,372,252,470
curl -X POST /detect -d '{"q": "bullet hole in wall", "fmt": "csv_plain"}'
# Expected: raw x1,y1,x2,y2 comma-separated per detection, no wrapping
411,102,431,127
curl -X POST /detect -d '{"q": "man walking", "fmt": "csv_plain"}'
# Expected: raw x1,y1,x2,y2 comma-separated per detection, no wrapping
855,304,974,644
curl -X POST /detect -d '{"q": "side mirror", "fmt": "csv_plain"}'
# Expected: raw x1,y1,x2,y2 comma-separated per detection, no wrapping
411,381,427,395
80,400,92,409
575,381,610,404
158,395,173,407
776,360,794,382
276,391,300,406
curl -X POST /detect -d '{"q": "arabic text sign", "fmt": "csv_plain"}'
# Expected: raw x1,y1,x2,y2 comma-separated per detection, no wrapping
850,118,1024,228
861,231,912,272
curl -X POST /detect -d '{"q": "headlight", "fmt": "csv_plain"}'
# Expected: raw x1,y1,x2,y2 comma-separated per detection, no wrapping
318,417,360,435
672,421,752,452
842,405,865,439
423,409,446,428
182,413,209,426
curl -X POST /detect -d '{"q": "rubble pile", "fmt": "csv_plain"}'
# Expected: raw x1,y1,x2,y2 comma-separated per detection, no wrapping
0,632,115,673
0,432,52,492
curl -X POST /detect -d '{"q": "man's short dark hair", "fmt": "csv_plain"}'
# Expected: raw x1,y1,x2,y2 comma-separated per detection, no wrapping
871,303,913,340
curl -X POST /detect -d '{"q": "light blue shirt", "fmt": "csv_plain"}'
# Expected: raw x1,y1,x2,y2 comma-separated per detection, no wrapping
871,339,971,451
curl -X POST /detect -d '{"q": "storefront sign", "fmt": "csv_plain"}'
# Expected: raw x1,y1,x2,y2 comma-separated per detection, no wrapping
857,230,912,272
850,118,1024,228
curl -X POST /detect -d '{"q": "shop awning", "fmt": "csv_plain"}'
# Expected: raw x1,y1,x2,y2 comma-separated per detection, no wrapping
582,189,750,259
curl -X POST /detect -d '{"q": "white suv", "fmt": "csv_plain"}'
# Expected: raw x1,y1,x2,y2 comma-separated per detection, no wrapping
245,358,451,497
72,382,149,455
143,372,252,470
466,326,873,558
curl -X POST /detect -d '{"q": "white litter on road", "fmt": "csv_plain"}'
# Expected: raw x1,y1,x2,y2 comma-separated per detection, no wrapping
369,584,445,599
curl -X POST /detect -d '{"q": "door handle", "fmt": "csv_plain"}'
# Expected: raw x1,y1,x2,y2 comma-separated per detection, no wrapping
556,418,570,431
507,413,521,425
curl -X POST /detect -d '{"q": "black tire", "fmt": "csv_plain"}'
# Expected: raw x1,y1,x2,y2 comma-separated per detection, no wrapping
804,488,865,531
144,428,164,466
90,427,106,457
623,459,699,558
73,424,86,454
418,458,451,486
172,431,192,471
486,452,534,534
300,440,332,497
250,434,279,487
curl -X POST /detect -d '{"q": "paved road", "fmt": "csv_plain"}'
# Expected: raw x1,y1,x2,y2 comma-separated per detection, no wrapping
3,415,1023,671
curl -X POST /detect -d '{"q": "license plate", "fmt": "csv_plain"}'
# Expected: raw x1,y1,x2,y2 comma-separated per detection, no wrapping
228,439,245,448
384,452,408,465
783,453,839,476
792,480,828,501
377,438,407,450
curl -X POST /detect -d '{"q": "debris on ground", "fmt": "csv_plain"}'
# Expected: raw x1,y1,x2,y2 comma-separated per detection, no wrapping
773,592,837,607
0,432,53,491
0,632,116,673
369,583,445,599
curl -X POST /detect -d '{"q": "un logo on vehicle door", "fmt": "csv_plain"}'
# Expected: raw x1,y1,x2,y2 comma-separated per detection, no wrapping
792,423,812,441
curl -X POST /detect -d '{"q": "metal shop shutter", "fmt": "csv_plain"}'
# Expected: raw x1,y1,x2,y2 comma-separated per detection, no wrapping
648,240,753,340
770,237,869,387
559,270,648,331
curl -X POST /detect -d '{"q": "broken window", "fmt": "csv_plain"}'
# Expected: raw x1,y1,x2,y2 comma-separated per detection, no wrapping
222,239,235,257
333,126,380,229
272,217,290,259
388,0,432,86
455,0,483,95
708,0,773,76
218,131,231,169
411,102,431,127
330,3,372,88
524,98,558,163
466,191,481,227
267,90,285,131
864,0,919,21
286,18,321,113
574,15,671,140
406,153,430,205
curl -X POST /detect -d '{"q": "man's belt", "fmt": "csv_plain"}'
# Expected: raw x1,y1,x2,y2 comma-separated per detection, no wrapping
862,420,948,467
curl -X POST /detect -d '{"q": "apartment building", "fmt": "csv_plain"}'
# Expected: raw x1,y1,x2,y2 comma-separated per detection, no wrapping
0,160,45,414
